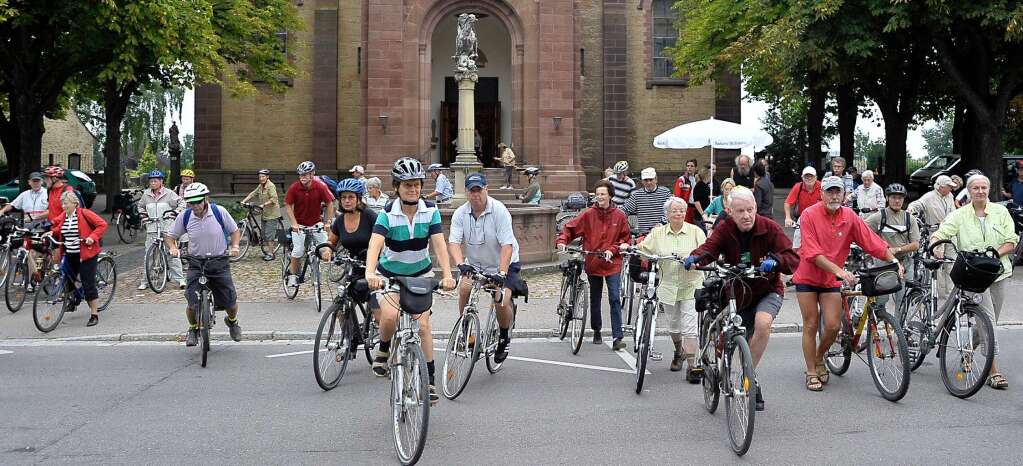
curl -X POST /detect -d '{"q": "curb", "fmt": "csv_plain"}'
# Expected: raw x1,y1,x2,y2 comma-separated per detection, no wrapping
8,321,1023,343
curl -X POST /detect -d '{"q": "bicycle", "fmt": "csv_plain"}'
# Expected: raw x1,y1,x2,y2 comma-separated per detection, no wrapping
5,225,53,313
0,215,18,288
111,188,144,244
142,211,179,293
820,265,912,402
619,228,641,336
312,249,380,390
555,245,603,355
356,275,441,465
280,224,326,312
442,263,519,400
620,247,683,394
235,202,284,262
180,254,230,368
694,262,759,456
32,237,118,333
897,240,996,398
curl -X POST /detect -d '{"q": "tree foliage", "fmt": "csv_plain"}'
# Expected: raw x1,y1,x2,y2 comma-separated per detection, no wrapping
922,117,954,159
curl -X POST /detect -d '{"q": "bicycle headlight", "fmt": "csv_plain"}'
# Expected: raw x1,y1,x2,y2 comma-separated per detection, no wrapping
730,314,744,328
967,293,984,305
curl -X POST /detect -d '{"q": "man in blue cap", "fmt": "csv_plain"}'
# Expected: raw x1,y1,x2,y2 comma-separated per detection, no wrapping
448,172,524,363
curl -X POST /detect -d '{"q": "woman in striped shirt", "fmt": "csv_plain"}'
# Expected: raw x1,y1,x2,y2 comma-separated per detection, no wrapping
51,190,109,327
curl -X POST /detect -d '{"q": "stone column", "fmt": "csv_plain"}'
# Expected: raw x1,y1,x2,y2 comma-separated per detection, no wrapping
449,13,482,208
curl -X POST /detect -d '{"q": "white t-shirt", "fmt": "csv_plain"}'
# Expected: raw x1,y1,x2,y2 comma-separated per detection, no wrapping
448,197,520,273
11,188,48,219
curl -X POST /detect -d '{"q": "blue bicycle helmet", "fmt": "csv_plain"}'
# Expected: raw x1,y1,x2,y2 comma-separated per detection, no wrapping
147,170,165,179
336,178,366,196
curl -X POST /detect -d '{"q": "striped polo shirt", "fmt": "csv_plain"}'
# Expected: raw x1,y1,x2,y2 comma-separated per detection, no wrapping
619,185,671,235
606,176,636,206
373,199,443,277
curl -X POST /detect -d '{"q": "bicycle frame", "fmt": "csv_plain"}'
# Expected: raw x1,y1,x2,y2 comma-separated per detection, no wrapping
462,267,506,355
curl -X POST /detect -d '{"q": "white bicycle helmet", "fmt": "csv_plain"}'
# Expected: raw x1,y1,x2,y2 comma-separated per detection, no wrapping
296,161,316,175
426,163,444,172
182,182,211,202
612,160,629,174
392,157,426,181
523,166,540,176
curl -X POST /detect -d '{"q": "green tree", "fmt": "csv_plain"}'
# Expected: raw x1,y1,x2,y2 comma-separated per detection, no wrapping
854,129,886,171
181,134,194,169
922,117,954,159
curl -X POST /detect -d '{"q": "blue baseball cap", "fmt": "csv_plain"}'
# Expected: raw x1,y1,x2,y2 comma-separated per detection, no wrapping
465,172,488,190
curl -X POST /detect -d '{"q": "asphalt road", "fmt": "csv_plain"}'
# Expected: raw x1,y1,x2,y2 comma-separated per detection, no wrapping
2,331,1022,465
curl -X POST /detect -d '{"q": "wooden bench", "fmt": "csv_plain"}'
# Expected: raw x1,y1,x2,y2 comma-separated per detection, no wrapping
229,173,287,194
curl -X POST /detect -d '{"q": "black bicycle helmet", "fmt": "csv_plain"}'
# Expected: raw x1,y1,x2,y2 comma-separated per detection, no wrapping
885,183,907,196
391,157,425,181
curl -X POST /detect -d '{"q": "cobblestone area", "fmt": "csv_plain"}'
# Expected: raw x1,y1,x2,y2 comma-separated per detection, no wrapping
114,253,567,305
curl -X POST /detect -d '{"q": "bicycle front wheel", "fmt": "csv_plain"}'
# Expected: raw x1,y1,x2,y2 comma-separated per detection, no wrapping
820,310,852,376
32,274,66,333
900,290,931,371
362,304,380,365
200,291,211,367
392,343,430,465
442,313,480,400
701,320,720,414
313,302,354,390
938,305,994,399
0,245,11,288
144,245,168,293
724,335,756,456
866,310,911,401
5,257,28,313
311,258,323,312
281,243,299,299
635,302,653,394
94,255,117,311
571,280,589,355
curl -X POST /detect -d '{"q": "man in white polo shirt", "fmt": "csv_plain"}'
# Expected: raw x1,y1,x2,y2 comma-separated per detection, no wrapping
1,172,49,223
449,172,523,363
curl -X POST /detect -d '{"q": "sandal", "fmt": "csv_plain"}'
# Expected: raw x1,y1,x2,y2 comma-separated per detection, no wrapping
805,372,823,391
816,363,830,385
987,373,1008,390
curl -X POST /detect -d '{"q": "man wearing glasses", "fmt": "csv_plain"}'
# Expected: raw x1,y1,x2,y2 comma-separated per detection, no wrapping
0,172,49,224
448,173,523,363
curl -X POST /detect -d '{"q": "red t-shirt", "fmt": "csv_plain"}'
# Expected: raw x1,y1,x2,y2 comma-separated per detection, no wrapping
792,202,890,288
284,180,335,227
47,183,74,223
784,181,822,217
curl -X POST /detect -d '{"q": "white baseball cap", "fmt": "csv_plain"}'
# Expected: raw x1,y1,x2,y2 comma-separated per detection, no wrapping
640,168,657,180
801,166,817,177
934,175,955,188
349,165,365,173
821,176,845,191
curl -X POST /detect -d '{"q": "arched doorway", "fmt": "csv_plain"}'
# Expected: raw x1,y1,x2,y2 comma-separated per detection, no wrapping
430,14,511,167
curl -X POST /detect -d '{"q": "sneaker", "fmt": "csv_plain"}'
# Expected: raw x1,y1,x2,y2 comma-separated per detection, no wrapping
178,281,187,290
592,332,603,345
224,317,242,342
612,338,626,351
493,337,510,363
372,350,390,377
263,254,274,262
137,283,149,291
286,274,298,288
755,383,765,411
185,329,198,347
86,315,98,327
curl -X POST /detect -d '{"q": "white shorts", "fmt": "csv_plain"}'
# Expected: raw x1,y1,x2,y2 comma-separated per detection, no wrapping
661,299,697,337
291,227,327,259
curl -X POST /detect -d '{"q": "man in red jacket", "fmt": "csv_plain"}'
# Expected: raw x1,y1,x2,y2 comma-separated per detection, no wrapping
43,166,75,224
685,186,799,411
557,180,631,350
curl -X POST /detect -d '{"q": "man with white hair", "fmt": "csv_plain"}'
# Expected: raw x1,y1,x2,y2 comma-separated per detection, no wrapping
619,167,672,236
848,169,884,217
349,165,366,187
731,154,754,189
908,175,957,298
685,186,799,411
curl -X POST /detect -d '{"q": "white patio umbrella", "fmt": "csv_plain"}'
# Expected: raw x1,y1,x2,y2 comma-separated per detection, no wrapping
653,117,774,195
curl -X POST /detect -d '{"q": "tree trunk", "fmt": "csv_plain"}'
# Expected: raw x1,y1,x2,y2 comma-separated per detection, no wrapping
806,86,827,169
836,85,857,162
13,104,45,189
974,123,1005,196
102,79,137,213
951,101,966,156
882,117,909,183
0,112,20,179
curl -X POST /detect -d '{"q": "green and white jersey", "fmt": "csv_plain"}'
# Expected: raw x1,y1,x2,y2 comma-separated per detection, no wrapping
373,199,443,277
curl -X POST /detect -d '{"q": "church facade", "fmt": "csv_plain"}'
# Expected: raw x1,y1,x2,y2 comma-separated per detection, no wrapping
195,0,740,194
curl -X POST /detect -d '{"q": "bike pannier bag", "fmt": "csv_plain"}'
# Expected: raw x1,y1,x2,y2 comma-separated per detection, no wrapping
859,261,902,297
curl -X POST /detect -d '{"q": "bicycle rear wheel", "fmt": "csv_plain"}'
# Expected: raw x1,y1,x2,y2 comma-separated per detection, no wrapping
314,302,354,390
32,274,66,333
5,257,28,313
700,314,720,413
820,309,852,376
635,302,653,394
115,212,138,244
442,313,480,400
866,309,911,401
144,245,168,293
486,304,516,374
231,221,251,263
0,244,11,288
570,280,589,355
900,290,931,371
392,343,430,465
311,258,323,312
724,335,756,456
200,292,211,367
94,255,117,311
938,305,994,399
557,275,571,340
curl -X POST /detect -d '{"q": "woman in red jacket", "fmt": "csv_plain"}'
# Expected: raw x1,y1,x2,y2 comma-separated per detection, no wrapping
51,190,109,327
556,180,632,350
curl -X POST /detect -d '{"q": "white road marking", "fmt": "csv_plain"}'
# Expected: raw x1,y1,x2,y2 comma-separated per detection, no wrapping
265,349,314,359
0,350,12,355
608,340,652,375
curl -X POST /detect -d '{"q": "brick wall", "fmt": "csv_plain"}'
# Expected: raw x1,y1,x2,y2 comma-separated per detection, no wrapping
575,0,604,180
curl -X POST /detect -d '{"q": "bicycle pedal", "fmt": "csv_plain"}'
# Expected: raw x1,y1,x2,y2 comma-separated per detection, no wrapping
650,351,663,361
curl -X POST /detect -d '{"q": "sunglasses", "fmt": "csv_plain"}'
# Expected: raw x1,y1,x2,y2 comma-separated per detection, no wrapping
186,199,205,206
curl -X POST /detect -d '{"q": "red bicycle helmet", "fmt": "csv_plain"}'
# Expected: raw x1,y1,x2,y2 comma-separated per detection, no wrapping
43,166,64,178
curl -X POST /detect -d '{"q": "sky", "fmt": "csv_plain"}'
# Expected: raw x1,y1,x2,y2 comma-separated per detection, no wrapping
170,86,934,161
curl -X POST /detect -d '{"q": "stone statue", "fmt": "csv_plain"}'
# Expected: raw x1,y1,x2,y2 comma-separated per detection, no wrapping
168,122,181,152
453,13,478,80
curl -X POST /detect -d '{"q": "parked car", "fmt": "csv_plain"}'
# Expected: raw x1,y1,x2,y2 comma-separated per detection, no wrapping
908,154,1023,196
0,179,19,200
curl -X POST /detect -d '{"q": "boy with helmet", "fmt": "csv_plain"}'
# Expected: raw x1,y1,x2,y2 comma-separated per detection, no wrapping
865,183,920,309
137,170,186,290
606,160,636,206
424,163,453,203
165,182,244,345
241,168,283,260
285,161,336,288
365,157,457,400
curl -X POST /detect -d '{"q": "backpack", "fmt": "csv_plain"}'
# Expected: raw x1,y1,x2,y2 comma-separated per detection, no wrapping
182,202,231,245
878,208,911,240
318,175,340,194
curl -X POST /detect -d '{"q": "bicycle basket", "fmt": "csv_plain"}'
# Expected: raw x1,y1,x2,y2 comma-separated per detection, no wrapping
859,261,902,297
950,250,1002,293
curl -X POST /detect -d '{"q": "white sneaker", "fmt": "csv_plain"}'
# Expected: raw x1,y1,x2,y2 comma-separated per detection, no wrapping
286,274,298,287
178,281,186,290
137,283,148,291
